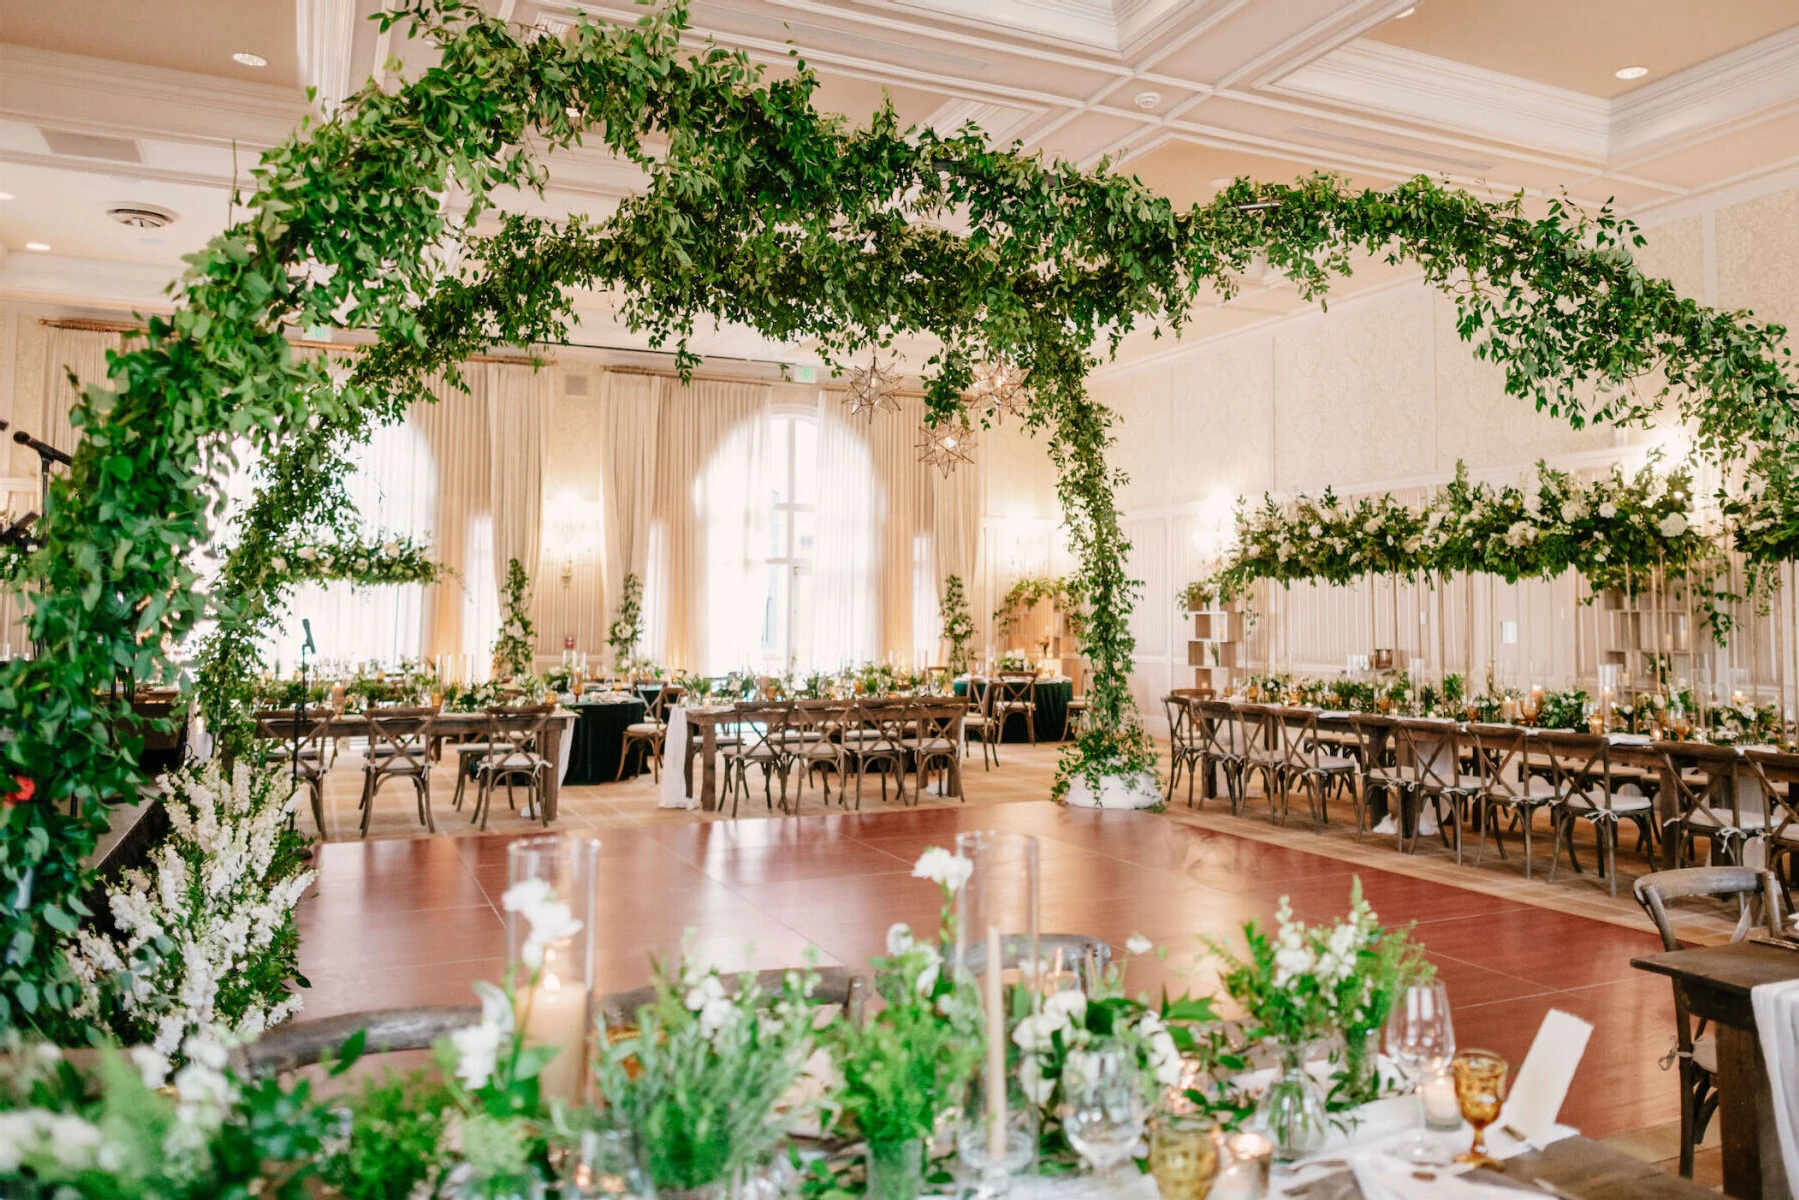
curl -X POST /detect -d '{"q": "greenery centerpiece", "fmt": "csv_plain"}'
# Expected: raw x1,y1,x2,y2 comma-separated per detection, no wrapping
1209,882,1429,1158
596,954,822,1198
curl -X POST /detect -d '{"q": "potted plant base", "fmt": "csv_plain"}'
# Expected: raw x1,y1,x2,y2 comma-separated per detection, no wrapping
1063,771,1161,809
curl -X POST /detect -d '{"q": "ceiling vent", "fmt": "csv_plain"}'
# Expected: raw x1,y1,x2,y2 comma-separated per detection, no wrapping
106,203,177,229
37,128,144,164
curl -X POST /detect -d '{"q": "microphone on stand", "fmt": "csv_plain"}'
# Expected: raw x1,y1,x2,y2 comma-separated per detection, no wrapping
12,431,71,467
303,618,317,656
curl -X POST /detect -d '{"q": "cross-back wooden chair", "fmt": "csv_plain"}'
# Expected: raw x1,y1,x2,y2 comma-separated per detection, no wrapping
255,707,334,837
1662,741,1755,868
842,698,911,810
1163,694,1203,808
963,678,1001,770
1273,705,1357,832
1234,702,1287,820
1193,699,1245,813
469,704,559,831
1544,731,1648,896
620,682,683,782
1740,747,1799,884
992,673,1039,744
1467,722,1559,878
1394,718,1482,862
723,701,800,816
902,698,966,804
1633,867,1788,1178
360,705,440,837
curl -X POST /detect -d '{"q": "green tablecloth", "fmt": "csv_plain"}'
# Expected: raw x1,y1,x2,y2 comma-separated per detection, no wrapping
563,697,649,785
956,678,1073,743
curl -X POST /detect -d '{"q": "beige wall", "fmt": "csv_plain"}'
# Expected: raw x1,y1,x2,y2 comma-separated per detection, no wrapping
1091,184,1799,726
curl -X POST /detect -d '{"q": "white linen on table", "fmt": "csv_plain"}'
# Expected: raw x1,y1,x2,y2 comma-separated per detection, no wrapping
1752,975,1799,1200
555,711,575,783
658,705,698,810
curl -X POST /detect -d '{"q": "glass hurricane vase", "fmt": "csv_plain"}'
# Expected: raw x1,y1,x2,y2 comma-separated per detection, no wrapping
1255,1041,1329,1162
864,1139,924,1200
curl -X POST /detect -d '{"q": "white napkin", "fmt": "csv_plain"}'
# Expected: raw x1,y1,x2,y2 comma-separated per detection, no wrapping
657,706,698,810
1497,1009,1592,1147
1752,976,1799,1200
1347,1152,1505,1200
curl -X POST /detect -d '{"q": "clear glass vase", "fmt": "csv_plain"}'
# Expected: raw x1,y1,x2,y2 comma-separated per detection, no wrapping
1255,1042,1329,1162
865,1139,924,1200
1336,1026,1382,1107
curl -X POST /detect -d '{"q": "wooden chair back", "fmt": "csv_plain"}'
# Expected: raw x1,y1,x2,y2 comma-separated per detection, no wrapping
365,705,439,772
1537,730,1614,809
1396,717,1462,791
1468,722,1533,802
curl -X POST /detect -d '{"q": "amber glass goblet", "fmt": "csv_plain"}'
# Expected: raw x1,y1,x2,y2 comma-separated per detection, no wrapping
1451,1050,1508,1168
1147,1115,1220,1200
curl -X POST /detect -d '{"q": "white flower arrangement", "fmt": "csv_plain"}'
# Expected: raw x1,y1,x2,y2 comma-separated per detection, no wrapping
67,760,314,1056
910,846,973,893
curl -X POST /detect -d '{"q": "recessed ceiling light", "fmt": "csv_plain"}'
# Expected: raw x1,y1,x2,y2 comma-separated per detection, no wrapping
232,51,269,68
24,242,51,252
1614,65,1649,80
1133,90,1161,110
1394,5,1416,16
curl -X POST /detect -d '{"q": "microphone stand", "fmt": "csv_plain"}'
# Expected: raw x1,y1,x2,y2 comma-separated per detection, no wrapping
295,627,314,790
11,430,68,660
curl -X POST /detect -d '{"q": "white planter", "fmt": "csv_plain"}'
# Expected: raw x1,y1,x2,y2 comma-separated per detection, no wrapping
1063,771,1161,809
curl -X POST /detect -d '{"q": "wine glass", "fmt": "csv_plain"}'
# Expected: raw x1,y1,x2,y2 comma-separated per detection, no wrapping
1061,1043,1148,1178
1386,983,1456,1165
1451,1050,1509,1169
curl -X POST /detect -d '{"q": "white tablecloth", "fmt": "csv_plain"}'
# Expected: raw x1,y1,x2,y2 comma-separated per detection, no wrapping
1753,976,1799,1200
658,706,708,810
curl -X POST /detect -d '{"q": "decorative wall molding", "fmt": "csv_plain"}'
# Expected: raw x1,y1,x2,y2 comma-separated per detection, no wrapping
1270,40,1610,161
0,46,308,151
1611,25,1799,162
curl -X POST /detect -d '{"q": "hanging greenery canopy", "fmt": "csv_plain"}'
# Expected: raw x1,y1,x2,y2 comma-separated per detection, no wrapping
1,0,1796,1031
1211,458,1724,606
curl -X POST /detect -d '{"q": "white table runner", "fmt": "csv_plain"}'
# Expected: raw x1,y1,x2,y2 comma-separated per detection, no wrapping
1753,976,1799,1200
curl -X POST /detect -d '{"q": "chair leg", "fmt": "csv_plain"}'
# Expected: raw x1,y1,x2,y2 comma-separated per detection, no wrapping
419,776,437,835
359,772,376,837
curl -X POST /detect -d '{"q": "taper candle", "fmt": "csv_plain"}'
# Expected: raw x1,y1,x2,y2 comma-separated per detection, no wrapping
984,922,1007,1167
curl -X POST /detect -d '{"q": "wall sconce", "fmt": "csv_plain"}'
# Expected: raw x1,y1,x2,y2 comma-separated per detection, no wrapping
545,500,604,587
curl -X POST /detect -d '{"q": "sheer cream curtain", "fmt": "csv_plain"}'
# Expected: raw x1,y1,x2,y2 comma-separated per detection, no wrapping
859,393,983,667
34,327,119,462
596,372,664,628
809,395,879,669
646,379,771,673
485,362,554,586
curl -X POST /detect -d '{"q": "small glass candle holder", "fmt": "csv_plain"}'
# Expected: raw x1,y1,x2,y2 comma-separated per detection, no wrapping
1209,1131,1273,1200
1420,1065,1464,1132
506,836,600,1107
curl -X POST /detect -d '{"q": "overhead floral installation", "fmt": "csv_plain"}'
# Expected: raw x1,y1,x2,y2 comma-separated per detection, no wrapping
1209,457,1731,637
2,0,1796,1030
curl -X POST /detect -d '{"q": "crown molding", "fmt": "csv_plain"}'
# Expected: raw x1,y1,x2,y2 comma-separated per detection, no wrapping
1269,40,1610,161
922,99,1042,142
1611,26,1799,162
0,253,180,309
0,46,308,151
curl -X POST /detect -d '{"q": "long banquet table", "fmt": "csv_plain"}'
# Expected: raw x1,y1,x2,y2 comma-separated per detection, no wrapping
956,676,1073,742
561,695,649,786
252,708,578,821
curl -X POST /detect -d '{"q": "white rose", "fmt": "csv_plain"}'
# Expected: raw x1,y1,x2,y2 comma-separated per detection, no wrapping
1598,502,1617,519
1019,1054,1054,1105
1308,524,1323,537
47,1115,101,1169
382,540,401,556
1043,989,1088,1027
1125,933,1153,957
269,556,288,574
1560,500,1587,523
297,546,319,561
911,847,973,892
886,923,915,956
1659,512,1689,539
450,1021,502,1090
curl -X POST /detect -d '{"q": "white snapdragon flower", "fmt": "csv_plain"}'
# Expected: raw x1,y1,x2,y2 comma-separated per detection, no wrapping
911,847,973,892
1125,933,1153,957
886,923,915,956
451,1022,503,1091
500,879,584,970
1658,512,1689,539
1043,988,1087,1027
1019,1054,1054,1105
1139,1012,1182,1087
47,1115,102,1169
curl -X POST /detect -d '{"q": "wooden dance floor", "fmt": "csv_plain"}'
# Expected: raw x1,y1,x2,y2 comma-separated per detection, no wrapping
296,802,1677,1141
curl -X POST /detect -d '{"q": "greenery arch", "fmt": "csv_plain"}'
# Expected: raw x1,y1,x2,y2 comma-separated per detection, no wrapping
2,0,1796,1031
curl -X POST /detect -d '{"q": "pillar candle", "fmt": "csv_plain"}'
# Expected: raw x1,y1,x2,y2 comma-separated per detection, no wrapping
985,923,1007,1167
523,959,588,1106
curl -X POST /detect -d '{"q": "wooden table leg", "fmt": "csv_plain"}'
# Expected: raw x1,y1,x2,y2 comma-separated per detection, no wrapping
684,719,697,800
700,722,719,813
541,719,563,823
1712,1017,1789,1200
1658,759,1680,869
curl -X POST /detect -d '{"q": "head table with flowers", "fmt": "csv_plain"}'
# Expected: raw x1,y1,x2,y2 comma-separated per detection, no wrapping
0,830,1676,1200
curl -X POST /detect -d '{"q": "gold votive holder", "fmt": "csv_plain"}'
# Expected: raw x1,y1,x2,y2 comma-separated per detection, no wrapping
1147,1115,1220,1200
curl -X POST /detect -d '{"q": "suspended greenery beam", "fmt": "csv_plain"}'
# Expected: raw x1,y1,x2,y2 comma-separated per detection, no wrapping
2,0,1795,1031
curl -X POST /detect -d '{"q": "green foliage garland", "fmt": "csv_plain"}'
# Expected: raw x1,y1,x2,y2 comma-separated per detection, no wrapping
2,0,1796,1029
605,573,644,670
493,559,536,682
992,575,1084,638
271,534,440,590
937,575,975,676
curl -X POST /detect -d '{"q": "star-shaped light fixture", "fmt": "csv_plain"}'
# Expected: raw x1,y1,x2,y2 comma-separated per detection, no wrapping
970,359,1028,422
916,418,977,477
842,355,902,421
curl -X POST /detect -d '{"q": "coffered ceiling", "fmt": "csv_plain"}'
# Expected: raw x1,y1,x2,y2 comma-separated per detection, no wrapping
3,0,1798,361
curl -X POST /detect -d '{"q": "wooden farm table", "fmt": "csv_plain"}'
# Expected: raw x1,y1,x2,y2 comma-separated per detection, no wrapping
679,705,738,813
1293,1135,1718,1198
253,708,577,821
1633,940,1799,1199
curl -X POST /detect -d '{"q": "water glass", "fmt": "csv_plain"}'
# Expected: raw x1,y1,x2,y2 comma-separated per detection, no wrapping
1061,1044,1148,1177
1386,983,1455,1164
